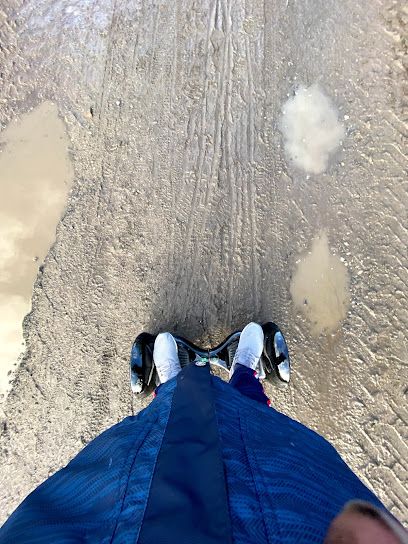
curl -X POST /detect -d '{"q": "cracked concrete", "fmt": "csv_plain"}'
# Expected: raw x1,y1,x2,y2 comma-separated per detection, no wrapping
0,0,407,524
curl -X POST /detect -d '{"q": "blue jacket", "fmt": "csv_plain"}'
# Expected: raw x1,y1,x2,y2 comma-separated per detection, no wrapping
0,363,384,543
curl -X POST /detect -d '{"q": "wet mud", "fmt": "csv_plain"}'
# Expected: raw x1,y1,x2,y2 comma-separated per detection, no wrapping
0,0,407,525
0,102,73,397
290,231,350,335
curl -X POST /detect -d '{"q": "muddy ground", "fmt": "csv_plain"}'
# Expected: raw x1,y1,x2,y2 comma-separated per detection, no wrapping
0,0,407,524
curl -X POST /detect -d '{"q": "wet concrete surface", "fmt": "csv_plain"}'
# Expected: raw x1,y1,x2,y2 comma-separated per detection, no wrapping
0,0,407,524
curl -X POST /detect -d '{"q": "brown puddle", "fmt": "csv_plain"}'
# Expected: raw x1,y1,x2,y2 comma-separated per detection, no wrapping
0,101,73,398
290,231,350,336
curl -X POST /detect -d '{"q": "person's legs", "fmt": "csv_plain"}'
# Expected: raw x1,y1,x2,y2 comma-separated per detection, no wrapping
229,322,271,406
153,325,271,406
229,363,271,406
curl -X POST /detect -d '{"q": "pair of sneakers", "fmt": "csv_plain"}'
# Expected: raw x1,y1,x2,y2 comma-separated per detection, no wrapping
154,322,264,384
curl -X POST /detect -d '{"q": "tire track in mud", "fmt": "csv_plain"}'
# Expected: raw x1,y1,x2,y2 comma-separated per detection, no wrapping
172,0,217,243
342,5,408,516
169,0,226,317
222,10,237,326
244,35,260,312
173,0,265,325
165,0,180,277
354,382,408,517
85,3,156,431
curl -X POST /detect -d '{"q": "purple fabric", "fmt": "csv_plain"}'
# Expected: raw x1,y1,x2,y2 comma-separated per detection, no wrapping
229,364,270,406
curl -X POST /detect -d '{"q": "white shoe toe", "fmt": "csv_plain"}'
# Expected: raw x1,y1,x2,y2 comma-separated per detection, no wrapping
153,332,181,384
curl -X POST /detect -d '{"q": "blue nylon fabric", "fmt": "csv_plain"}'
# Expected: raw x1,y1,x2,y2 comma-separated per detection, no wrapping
212,376,384,543
229,363,270,405
0,378,176,544
0,368,385,543
138,363,232,544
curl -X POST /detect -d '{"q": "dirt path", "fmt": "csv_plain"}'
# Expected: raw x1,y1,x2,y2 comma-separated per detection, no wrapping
0,0,407,523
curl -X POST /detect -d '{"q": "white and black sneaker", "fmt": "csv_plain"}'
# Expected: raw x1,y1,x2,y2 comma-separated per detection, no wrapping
153,332,182,384
229,322,265,380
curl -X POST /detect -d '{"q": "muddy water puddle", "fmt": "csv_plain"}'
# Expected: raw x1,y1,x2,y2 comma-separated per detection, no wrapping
0,101,73,399
290,231,350,336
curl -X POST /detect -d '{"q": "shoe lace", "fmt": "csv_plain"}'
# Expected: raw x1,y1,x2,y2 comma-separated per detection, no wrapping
232,348,260,370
